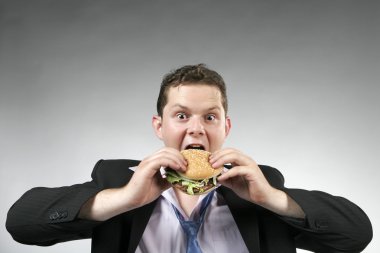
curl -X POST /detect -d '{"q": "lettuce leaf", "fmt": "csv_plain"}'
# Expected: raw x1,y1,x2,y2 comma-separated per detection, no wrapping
164,169,218,195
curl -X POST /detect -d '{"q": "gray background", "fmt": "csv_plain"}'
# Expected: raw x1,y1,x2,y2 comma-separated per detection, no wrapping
1,0,379,252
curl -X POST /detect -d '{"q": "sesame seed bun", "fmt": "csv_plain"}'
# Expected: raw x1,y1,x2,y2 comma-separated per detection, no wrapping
179,149,223,180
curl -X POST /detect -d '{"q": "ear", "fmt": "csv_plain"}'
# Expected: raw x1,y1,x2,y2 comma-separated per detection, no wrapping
224,116,232,137
152,115,163,140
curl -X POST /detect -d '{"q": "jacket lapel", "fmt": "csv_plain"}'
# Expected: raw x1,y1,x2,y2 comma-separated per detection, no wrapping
218,186,261,253
126,199,158,253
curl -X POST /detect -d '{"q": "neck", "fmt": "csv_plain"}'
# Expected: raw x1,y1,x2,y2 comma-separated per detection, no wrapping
174,188,200,217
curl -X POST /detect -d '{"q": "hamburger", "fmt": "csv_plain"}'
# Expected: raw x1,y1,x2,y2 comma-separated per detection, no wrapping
165,149,223,195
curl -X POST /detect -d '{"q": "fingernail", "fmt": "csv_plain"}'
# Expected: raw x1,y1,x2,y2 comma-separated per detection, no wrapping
211,162,219,168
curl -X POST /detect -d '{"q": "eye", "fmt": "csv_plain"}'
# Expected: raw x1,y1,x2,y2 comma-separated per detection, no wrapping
176,113,188,120
206,114,216,121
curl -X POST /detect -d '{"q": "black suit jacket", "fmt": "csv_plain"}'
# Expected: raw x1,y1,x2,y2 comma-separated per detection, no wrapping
6,159,372,253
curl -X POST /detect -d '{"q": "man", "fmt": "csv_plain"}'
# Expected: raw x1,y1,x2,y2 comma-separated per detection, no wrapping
6,64,372,252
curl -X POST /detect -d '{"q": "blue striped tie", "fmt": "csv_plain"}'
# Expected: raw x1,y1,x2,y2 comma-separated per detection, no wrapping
172,191,214,253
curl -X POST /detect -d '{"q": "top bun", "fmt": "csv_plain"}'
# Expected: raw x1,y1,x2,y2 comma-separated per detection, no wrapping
179,149,223,180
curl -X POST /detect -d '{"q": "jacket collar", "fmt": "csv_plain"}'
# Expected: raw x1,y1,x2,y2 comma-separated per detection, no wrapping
217,186,261,253
126,200,158,253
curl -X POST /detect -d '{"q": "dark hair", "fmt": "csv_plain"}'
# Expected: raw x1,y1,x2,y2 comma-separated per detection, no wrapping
156,64,228,116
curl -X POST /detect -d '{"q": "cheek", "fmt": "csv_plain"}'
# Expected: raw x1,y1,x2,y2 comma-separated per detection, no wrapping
161,123,185,143
163,122,181,134
208,126,228,143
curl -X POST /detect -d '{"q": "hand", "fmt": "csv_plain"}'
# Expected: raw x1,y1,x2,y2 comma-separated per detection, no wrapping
209,148,273,204
79,147,187,221
124,147,187,209
210,148,305,218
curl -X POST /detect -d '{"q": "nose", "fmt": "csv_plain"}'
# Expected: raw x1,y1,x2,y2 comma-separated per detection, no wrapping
187,117,205,136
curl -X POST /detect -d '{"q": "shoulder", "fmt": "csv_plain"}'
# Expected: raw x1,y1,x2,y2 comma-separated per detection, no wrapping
258,165,285,189
91,159,141,188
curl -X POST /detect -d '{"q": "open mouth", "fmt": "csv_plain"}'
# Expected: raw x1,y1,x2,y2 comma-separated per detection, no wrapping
185,144,205,150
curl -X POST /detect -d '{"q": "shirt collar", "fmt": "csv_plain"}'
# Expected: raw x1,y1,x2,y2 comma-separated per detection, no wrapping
161,188,210,220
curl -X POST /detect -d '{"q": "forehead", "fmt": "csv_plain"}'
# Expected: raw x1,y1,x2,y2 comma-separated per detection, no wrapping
165,84,223,111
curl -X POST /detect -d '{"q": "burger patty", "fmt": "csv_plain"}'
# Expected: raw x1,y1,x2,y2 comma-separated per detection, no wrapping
172,180,216,194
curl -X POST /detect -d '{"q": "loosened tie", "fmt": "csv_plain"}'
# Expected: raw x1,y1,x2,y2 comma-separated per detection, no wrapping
172,191,214,253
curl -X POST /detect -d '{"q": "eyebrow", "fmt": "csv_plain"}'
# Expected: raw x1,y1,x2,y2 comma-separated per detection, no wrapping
171,103,221,112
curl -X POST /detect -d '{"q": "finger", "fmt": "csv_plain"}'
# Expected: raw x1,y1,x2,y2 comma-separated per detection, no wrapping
155,148,188,169
217,165,252,181
163,148,188,168
139,156,185,178
218,165,268,193
144,149,187,172
210,149,254,168
209,148,236,166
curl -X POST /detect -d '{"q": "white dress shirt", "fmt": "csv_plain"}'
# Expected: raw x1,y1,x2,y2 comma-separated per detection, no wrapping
134,188,249,253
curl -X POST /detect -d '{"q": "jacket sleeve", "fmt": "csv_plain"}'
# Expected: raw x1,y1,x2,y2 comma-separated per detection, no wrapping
5,159,131,246
284,188,372,253
261,165,373,253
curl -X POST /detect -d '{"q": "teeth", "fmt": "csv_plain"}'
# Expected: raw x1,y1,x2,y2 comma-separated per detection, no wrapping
186,144,204,150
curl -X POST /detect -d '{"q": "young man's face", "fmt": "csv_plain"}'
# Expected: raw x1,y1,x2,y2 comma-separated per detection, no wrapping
153,84,231,153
